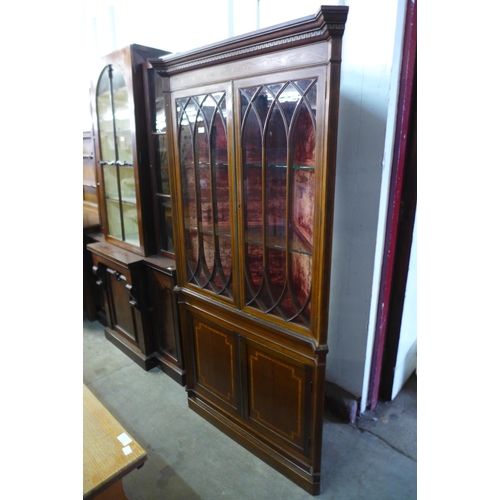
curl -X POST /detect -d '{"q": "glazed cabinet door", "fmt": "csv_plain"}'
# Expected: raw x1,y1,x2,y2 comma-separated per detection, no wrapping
234,71,327,339
92,45,169,257
146,69,176,257
172,83,236,304
96,64,140,248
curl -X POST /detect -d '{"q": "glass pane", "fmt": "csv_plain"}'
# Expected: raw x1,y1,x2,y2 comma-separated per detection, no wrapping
291,252,312,319
195,118,212,230
179,102,197,231
154,72,166,133
202,232,215,283
185,228,199,281
123,203,139,246
112,69,133,164
267,247,287,313
119,166,136,204
265,103,287,249
106,199,121,239
96,68,115,162
292,100,316,168
212,95,229,232
278,82,301,126
244,243,264,303
103,164,119,201
154,134,170,194
158,196,174,253
216,236,232,297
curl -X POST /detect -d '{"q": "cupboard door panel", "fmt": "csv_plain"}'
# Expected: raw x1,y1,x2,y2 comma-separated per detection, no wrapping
191,315,239,414
148,269,179,360
107,270,137,344
245,341,311,455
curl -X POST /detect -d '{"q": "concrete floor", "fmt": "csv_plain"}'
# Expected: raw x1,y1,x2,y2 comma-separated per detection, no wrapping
83,318,416,499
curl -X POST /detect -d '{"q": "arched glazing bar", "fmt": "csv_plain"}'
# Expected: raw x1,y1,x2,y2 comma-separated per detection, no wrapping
240,79,317,326
177,92,233,298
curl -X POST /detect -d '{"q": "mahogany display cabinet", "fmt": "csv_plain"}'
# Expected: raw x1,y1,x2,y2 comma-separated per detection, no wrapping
87,44,185,383
151,6,348,494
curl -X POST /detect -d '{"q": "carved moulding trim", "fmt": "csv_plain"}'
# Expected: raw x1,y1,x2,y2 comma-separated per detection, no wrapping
163,29,328,75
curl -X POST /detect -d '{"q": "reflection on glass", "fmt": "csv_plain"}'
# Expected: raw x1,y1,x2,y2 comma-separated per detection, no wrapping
154,72,166,133
176,91,233,299
113,71,133,164
97,70,115,162
154,135,169,194
158,196,174,253
240,79,317,327
106,199,121,239
103,164,119,200
119,166,136,204
123,203,139,245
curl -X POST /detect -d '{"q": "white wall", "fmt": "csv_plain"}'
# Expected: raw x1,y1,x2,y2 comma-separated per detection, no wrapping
82,0,411,411
327,0,406,411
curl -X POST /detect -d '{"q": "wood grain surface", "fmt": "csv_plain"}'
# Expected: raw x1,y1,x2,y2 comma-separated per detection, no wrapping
83,384,147,499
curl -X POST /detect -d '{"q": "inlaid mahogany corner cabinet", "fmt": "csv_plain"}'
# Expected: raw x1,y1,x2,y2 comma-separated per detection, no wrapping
151,6,348,494
87,44,185,383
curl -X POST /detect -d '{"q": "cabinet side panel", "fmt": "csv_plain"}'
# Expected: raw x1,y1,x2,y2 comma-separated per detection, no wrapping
148,270,178,359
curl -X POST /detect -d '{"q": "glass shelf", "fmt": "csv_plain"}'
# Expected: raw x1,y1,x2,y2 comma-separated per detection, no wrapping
183,222,231,238
243,163,315,171
245,226,313,256
105,196,137,206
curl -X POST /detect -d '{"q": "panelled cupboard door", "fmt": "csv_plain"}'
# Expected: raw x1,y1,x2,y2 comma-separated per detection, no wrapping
243,339,312,458
105,268,139,345
146,266,185,385
187,312,240,416
185,309,313,458
170,83,236,305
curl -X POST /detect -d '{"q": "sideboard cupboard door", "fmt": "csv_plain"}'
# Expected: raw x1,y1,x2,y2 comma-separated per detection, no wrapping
243,339,312,458
146,265,185,385
186,311,240,417
107,267,137,344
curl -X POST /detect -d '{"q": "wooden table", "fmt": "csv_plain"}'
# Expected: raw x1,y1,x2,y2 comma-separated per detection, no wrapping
83,384,147,499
